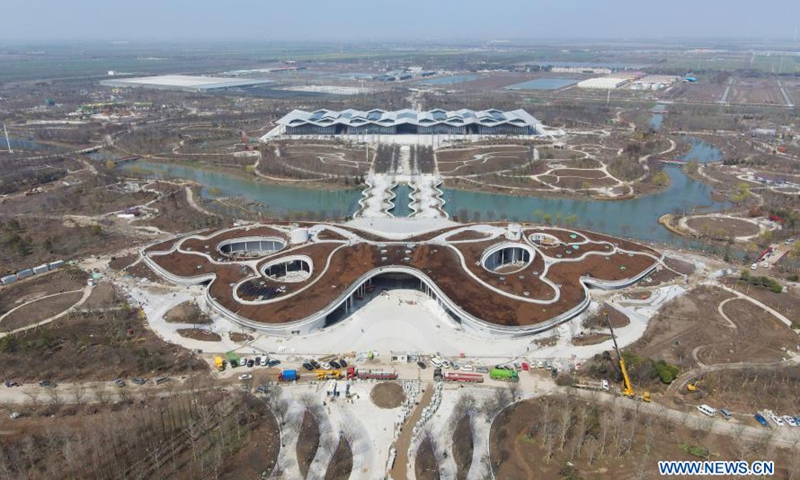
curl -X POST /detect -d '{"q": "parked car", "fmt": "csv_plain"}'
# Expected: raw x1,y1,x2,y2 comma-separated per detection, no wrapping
238,374,253,381
132,377,147,386
429,357,443,368
267,359,281,368
310,360,320,369
330,360,341,369
754,414,769,427
461,364,474,372
551,368,558,378
751,263,758,270
537,360,544,369
521,362,530,371
338,359,348,367
302,362,314,371
320,362,332,370
442,360,452,369
247,359,255,368
417,361,427,369
154,376,170,385
260,357,269,367
545,360,552,370
114,379,126,388
4,380,20,388
254,356,262,365
38,380,55,388
770,414,784,427
255,385,267,394
476,366,489,374
783,415,797,427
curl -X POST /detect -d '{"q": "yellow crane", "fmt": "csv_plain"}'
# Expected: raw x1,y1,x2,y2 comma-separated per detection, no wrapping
605,312,650,402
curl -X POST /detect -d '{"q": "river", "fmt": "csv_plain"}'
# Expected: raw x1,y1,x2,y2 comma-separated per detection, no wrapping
120,138,728,244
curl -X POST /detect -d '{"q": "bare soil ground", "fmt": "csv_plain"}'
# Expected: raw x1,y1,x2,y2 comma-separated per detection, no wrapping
685,366,800,413
0,390,276,480
573,333,613,346
0,305,207,382
452,414,473,480
582,303,630,329
165,300,211,324
722,279,800,323
370,382,405,409
324,438,354,480
133,188,222,233
631,286,797,369
229,332,254,342
490,395,797,480
0,269,86,317
176,328,222,342
220,407,281,480
1,216,136,272
81,282,118,310
686,216,760,237
108,253,139,271
437,146,530,176
297,411,320,479
0,290,83,332
664,256,696,275
0,179,157,216
414,436,440,480
641,266,681,286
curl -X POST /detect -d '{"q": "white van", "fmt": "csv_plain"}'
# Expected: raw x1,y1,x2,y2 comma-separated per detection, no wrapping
697,404,717,417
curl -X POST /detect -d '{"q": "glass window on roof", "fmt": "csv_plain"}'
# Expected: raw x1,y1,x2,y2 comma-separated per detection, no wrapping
432,111,446,121
367,111,382,121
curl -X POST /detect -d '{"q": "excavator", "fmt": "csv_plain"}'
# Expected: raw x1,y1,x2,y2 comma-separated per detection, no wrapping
605,312,650,402
687,379,703,392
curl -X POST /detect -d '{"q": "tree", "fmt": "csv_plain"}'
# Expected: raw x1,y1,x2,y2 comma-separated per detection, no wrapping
653,171,669,187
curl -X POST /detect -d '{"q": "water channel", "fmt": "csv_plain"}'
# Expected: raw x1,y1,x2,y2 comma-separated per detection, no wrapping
121,137,728,244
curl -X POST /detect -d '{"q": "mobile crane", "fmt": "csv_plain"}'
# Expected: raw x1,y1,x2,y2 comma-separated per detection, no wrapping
605,312,650,402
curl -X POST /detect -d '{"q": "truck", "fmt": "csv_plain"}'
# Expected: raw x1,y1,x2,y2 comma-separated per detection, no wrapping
443,372,484,383
279,369,298,382
346,366,397,380
213,356,225,371
574,380,610,392
490,368,519,382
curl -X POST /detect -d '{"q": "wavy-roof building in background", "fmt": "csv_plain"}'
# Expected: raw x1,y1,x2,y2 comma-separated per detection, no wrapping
275,108,544,136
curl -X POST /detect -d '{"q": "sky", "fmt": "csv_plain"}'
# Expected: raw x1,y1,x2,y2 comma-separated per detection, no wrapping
1,0,799,42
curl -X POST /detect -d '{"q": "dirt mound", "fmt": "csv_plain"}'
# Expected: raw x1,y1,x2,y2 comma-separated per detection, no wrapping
370,382,405,409
452,414,473,480
176,328,221,342
415,436,440,480
296,411,320,479
165,301,211,324
324,437,353,480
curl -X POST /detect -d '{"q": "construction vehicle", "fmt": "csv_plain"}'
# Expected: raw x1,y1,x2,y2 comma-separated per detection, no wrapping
346,366,397,380
443,372,484,383
316,369,341,380
213,356,225,371
605,312,650,402
490,368,519,382
687,379,703,392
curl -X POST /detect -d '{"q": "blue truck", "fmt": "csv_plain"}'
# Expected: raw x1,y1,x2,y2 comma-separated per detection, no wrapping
279,369,298,382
